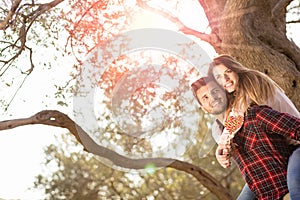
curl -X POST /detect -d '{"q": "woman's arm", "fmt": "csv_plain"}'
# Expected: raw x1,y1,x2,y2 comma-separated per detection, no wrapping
268,88,300,118
256,105,300,141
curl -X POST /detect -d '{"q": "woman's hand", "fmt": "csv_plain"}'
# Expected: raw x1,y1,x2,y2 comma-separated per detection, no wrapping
216,143,231,168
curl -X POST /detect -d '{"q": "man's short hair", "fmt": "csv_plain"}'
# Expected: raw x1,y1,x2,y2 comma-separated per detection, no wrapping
191,76,215,105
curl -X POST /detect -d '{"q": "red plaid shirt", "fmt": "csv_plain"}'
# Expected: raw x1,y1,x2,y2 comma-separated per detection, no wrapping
232,105,300,200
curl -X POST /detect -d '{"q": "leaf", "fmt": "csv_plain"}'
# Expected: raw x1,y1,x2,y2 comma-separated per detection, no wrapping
57,101,68,106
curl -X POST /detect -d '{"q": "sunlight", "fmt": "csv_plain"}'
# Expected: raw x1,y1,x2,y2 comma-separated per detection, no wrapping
130,10,177,30
144,163,157,175
130,0,208,31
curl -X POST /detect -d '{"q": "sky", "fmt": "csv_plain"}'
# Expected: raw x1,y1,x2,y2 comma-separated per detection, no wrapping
0,1,300,199
0,46,75,199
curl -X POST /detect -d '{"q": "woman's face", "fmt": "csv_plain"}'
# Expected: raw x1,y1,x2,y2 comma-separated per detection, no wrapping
212,64,239,93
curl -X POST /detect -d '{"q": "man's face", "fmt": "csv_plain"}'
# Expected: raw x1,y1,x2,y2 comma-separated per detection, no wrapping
196,80,227,114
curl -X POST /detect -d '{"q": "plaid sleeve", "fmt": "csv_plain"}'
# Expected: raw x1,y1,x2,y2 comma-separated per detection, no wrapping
255,105,300,141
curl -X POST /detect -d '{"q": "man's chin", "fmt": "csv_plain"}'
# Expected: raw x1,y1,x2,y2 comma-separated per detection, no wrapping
212,107,226,114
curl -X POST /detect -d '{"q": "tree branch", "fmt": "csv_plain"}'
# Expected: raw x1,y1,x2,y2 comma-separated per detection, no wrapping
136,0,219,45
0,110,233,200
0,0,63,30
287,19,300,24
266,33,300,71
179,26,220,45
0,0,22,30
0,0,64,77
271,0,293,19
34,0,64,15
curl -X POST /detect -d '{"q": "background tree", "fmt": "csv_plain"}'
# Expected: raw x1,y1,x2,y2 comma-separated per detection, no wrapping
1,0,299,199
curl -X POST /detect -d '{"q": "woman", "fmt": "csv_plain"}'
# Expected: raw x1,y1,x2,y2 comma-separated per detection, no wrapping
208,54,299,117
208,54,300,200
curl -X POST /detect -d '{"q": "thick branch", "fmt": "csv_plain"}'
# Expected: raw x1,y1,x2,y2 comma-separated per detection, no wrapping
0,110,233,200
136,0,219,45
179,27,220,46
0,0,22,30
271,0,293,19
197,0,226,27
196,0,226,39
276,41,300,71
34,0,65,15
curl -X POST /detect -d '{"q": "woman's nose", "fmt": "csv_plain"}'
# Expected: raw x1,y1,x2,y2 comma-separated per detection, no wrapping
224,74,230,81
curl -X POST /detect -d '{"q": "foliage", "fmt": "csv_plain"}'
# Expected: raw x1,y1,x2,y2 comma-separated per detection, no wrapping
34,125,243,200
34,135,133,200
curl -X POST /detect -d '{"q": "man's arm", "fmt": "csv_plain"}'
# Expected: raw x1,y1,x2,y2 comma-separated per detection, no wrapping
211,120,223,144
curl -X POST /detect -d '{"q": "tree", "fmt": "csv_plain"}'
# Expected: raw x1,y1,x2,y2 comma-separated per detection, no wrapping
1,0,299,199
34,135,139,200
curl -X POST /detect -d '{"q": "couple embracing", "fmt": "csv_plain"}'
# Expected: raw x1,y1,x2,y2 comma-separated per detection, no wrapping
191,55,300,200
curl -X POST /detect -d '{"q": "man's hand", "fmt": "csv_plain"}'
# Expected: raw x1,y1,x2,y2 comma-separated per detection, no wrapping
216,143,231,168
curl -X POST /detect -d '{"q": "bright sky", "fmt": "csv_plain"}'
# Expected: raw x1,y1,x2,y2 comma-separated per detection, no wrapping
0,1,299,199
0,46,75,199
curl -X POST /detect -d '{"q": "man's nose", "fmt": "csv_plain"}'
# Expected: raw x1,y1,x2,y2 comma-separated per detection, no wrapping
210,92,218,99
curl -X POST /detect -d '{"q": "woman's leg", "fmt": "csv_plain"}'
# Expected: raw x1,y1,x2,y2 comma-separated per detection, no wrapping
237,184,256,200
287,146,300,200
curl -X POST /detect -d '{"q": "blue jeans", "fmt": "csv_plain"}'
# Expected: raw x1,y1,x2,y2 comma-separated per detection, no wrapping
287,146,300,200
237,184,255,200
237,146,300,200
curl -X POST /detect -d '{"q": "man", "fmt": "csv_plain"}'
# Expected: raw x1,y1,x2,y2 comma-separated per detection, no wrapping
191,76,300,200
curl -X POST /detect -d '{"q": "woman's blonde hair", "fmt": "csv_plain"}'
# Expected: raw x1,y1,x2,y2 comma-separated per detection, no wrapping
208,54,279,112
